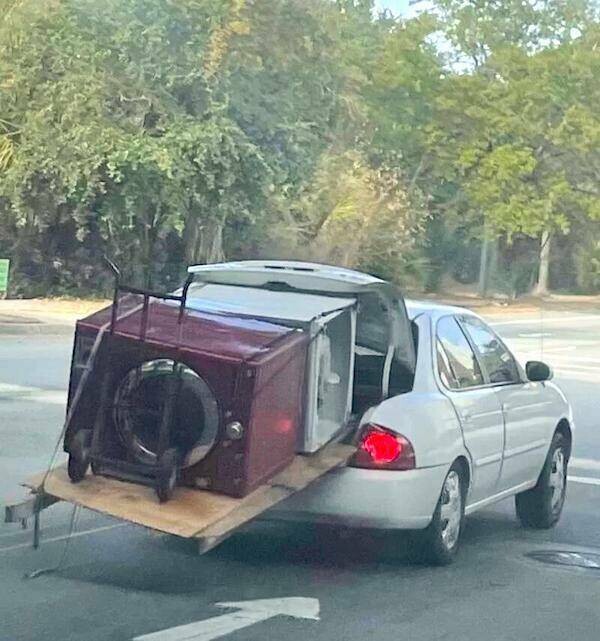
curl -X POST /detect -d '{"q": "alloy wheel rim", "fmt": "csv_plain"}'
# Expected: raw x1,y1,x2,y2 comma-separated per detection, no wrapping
550,448,566,512
440,471,462,550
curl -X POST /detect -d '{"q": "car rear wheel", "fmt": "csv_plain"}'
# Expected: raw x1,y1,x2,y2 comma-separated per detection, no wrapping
515,432,568,529
420,462,465,565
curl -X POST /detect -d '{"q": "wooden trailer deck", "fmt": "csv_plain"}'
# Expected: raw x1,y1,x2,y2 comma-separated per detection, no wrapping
6,442,354,553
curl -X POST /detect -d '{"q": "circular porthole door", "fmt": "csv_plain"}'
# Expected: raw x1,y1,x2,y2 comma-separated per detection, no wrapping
113,359,219,467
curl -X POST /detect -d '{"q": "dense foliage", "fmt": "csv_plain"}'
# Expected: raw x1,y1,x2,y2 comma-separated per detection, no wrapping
0,0,598,296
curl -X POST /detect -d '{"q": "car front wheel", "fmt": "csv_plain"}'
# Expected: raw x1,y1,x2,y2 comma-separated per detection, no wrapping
420,462,465,565
515,432,568,529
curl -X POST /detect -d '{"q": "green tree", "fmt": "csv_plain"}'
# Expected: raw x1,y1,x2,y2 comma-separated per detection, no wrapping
424,0,600,294
1,0,598,298
435,0,594,67
0,0,358,293
431,37,600,295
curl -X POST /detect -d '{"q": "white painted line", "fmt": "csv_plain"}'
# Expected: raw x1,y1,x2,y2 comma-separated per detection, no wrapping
517,333,553,338
571,458,600,471
492,315,600,327
0,523,127,553
0,528,30,540
555,368,600,380
554,371,600,383
133,598,320,641
0,383,66,406
0,526,44,540
504,344,596,354
568,476,600,487
550,361,600,373
553,355,600,363
539,363,600,373
510,345,595,355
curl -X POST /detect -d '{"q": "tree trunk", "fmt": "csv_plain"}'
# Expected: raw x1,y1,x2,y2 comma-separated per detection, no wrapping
198,219,225,264
534,230,551,296
183,212,225,266
478,235,491,297
184,212,201,266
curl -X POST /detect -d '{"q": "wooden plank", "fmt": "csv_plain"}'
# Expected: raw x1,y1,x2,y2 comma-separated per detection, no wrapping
22,442,354,541
24,468,240,538
194,443,354,553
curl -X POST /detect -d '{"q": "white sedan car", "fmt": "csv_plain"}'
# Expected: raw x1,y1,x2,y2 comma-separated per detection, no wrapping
271,299,573,564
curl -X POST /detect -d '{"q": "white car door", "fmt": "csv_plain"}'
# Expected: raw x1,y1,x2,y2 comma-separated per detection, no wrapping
459,315,551,491
436,316,504,503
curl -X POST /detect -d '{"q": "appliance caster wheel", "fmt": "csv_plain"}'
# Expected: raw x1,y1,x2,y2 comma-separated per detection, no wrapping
67,429,93,482
156,448,179,503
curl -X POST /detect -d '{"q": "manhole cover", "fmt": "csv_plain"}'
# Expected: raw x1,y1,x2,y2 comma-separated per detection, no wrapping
526,550,600,570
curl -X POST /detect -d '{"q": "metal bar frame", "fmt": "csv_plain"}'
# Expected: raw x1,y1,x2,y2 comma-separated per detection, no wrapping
104,256,194,339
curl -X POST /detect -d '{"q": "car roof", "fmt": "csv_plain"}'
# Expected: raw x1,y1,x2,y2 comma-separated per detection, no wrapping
405,299,479,321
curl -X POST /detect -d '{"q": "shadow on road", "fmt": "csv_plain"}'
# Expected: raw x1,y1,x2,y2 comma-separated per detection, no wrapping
45,510,527,595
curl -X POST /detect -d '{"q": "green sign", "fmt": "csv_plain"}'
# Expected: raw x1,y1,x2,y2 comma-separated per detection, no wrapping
0,259,9,293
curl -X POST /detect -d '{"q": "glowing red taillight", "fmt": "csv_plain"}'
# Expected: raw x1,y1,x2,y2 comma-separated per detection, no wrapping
350,424,416,470
362,430,400,463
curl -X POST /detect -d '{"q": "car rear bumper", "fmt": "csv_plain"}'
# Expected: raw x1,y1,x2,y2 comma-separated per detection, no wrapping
264,464,449,530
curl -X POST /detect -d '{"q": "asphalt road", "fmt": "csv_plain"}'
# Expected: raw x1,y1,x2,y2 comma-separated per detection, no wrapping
1,311,600,641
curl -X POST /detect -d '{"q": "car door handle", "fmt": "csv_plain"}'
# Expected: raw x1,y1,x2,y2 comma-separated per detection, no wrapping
460,412,472,423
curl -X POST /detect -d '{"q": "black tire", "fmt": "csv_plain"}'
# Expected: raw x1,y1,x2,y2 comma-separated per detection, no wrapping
67,429,93,482
515,432,568,529
420,462,466,566
156,448,179,503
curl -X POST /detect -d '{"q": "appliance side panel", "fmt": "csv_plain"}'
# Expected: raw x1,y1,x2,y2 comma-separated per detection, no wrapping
299,321,320,453
242,333,308,493
298,308,356,453
346,308,357,420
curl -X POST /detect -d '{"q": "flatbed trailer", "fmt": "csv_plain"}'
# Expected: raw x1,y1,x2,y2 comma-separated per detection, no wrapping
5,441,353,554
4,261,365,553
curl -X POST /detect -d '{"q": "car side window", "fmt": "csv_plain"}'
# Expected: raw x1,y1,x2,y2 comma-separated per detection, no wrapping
437,339,458,389
460,316,521,385
436,317,484,390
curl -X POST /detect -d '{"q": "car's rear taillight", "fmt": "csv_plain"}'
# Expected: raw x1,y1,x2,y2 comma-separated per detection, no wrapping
349,424,416,470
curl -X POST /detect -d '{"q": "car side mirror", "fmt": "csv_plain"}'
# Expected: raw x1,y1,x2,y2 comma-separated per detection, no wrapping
526,361,553,382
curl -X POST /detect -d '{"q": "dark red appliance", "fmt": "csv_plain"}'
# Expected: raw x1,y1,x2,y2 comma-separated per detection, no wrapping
65,292,308,499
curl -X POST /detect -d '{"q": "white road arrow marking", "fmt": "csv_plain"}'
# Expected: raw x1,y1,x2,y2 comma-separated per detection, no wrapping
133,597,320,641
